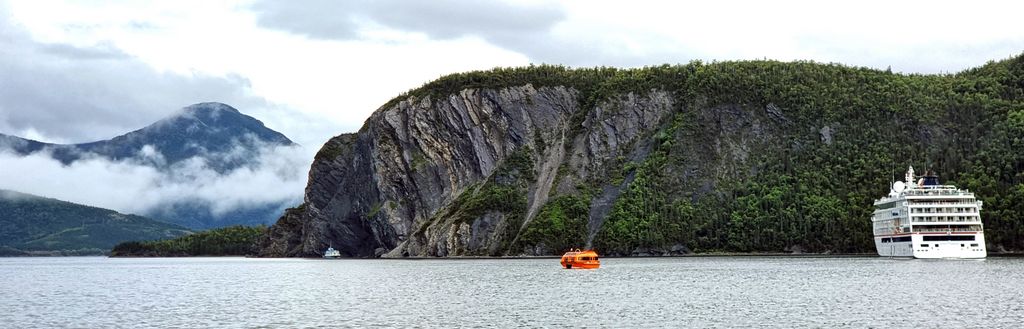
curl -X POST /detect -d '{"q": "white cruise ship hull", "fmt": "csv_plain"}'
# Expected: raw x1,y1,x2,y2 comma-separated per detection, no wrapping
872,167,988,259
874,233,986,259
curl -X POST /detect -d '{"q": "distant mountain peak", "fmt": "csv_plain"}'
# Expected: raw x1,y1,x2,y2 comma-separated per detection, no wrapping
160,102,259,128
0,102,295,169
100,102,296,170
0,103,300,231
184,102,241,114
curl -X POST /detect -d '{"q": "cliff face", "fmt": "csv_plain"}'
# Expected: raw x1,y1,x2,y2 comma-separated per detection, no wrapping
260,58,1024,257
262,85,586,256
260,84,800,257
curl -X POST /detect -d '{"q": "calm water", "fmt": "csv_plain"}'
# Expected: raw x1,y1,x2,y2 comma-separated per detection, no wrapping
2,256,1023,328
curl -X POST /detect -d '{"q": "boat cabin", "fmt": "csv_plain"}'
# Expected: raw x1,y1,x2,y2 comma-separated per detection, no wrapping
560,249,600,269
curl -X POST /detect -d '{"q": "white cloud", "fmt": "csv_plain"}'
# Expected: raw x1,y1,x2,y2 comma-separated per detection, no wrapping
0,144,308,217
3,0,531,147
0,0,1021,224
546,0,1024,71
0,2,273,144
2,0,1022,148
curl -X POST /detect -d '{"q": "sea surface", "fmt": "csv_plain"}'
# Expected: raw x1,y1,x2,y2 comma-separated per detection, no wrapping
1,256,1022,328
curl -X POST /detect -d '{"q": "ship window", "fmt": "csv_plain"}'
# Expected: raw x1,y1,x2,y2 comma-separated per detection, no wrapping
881,238,891,243
971,243,979,247
923,235,975,241
892,236,911,242
920,244,928,248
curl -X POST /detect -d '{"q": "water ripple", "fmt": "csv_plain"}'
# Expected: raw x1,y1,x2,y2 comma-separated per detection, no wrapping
1,257,1023,327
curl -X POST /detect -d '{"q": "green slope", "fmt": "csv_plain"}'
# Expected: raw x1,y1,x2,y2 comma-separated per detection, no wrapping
111,225,266,257
413,55,1024,254
0,190,192,255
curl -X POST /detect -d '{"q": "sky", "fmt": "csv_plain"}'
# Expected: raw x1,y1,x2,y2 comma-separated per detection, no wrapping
2,0,1023,147
0,0,1022,215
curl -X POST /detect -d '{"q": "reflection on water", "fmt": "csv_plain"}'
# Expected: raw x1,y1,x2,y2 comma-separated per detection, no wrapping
1,256,1023,327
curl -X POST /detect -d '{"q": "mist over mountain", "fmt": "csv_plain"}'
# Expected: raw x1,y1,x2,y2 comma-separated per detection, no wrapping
1,102,294,170
0,102,307,229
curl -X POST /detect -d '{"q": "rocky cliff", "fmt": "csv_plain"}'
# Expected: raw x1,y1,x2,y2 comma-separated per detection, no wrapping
260,57,1024,257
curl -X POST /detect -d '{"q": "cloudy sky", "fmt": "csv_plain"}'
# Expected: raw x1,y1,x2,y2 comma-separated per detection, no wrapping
0,0,1022,217
2,0,1023,148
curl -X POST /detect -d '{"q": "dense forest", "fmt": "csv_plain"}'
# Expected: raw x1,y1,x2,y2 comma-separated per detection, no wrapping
386,54,1024,255
0,189,191,255
111,225,266,257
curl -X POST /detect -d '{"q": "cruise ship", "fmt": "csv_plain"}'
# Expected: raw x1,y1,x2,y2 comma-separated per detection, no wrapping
871,166,986,258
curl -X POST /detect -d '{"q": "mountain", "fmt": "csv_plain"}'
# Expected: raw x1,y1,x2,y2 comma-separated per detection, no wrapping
0,102,299,229
0,102,294,172
259,54,1024,258
0,189,192,255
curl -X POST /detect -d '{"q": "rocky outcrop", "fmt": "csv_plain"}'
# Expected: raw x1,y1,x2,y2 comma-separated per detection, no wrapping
256,205,307,257
259,85,680,257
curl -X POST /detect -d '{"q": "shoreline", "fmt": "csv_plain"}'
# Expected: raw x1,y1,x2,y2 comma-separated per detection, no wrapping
368,253,875,260
8,252,1024,258
301,251,1024,260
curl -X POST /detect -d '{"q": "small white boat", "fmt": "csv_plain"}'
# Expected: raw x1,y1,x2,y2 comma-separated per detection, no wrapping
323,246,341,258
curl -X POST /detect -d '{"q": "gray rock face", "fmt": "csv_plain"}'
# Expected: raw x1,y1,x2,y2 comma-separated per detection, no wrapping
820,125,834,145
260,85,679,257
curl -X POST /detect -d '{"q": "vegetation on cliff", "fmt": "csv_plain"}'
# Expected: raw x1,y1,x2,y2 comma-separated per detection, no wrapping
515,194,590,253
431,55,1024,254
111,225,266,256
269,53,1024,257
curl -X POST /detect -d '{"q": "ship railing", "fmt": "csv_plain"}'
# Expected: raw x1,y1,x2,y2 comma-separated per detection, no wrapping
909,201,978,205
911,227,982,233
917,209,978,214
903,187,972,194
910,217,982,223
912,185,960,190
912,221,982,226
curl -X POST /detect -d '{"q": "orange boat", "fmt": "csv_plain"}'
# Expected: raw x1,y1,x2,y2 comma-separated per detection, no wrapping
560,249,600,269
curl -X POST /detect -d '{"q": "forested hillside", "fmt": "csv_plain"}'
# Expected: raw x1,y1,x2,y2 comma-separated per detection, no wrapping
0,190,191,255
261,54,1024,257
111,225,265,257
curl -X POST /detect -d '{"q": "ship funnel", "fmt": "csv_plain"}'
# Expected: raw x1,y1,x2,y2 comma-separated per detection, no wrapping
922,170,940,186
